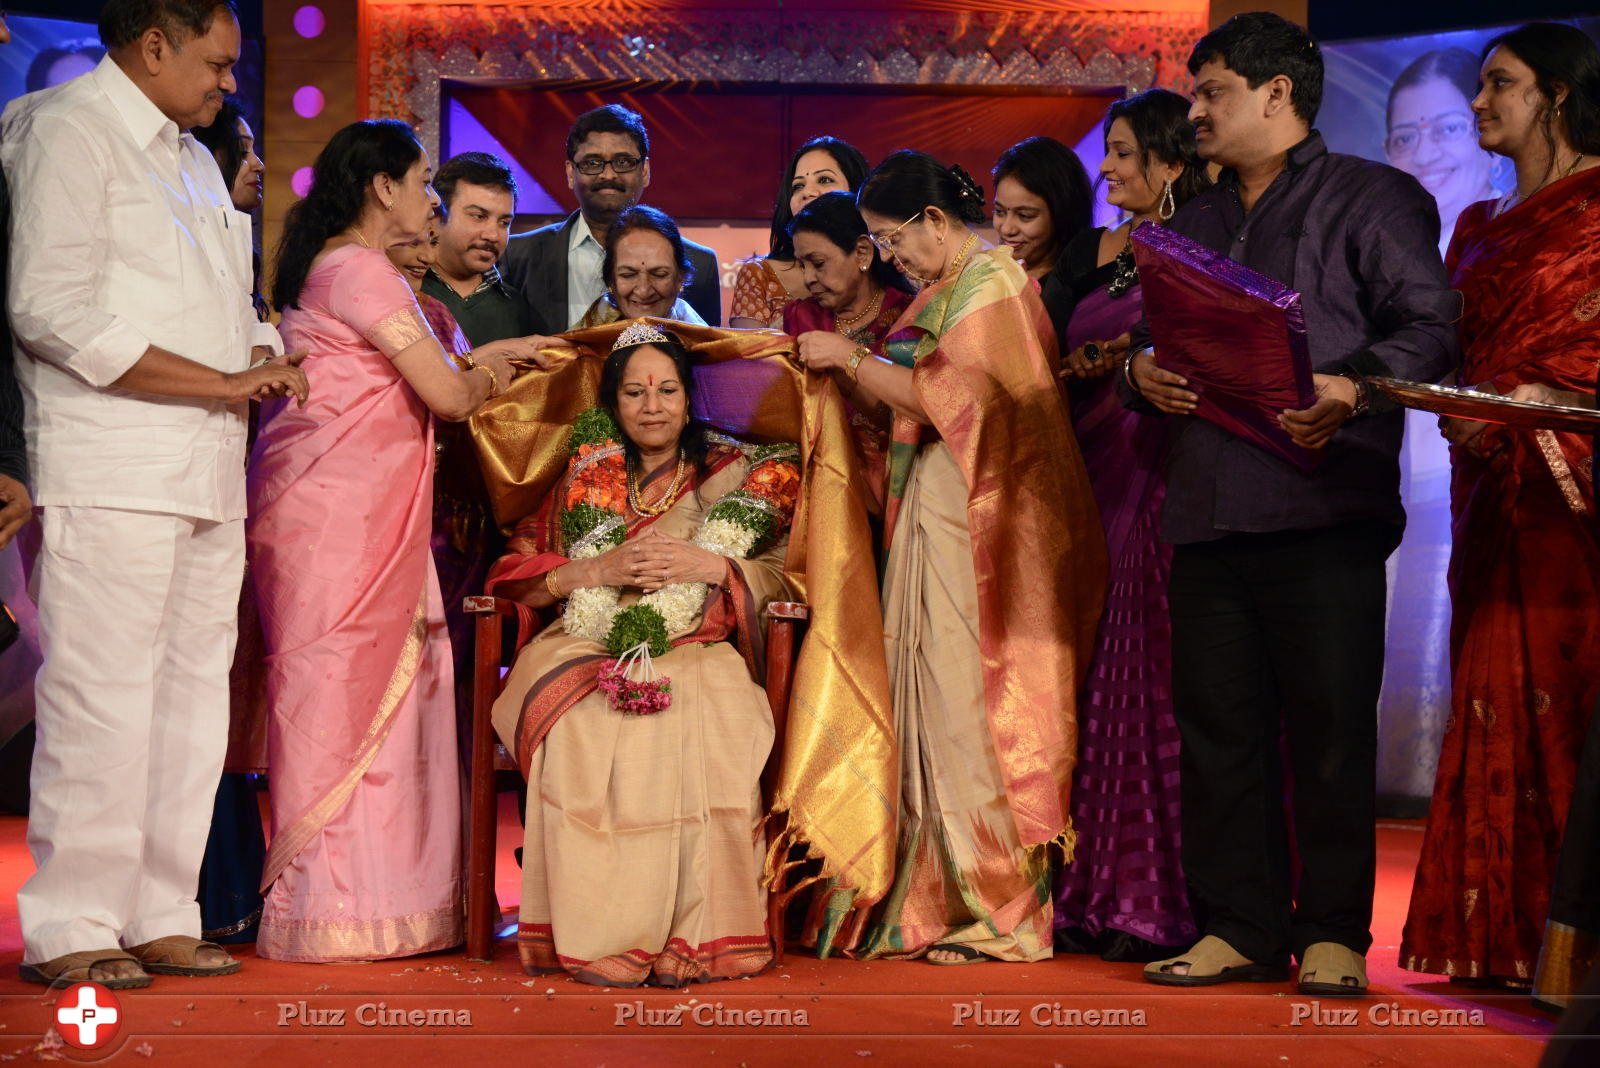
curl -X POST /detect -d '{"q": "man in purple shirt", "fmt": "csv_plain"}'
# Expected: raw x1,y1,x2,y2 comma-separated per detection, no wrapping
1128,13,1457,996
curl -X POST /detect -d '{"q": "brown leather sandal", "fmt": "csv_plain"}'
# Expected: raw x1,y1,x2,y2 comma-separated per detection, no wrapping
124,935,240,977
19,948,153,989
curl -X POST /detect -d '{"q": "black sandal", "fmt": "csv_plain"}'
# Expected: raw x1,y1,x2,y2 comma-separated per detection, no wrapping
926,944,995,966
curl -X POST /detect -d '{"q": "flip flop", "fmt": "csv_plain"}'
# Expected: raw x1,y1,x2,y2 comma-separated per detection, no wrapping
19,948,153,990
1297,942,1368,997
1144,934,1288,987
124,935,240,977
926,943,995,966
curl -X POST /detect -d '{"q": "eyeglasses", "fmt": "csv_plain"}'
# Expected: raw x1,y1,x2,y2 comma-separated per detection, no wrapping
868,209,923,256
572,154,643,175
1385,113,1476,159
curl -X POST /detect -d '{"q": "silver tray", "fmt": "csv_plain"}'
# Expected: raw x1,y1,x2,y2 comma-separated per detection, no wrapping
1367,378,1600,433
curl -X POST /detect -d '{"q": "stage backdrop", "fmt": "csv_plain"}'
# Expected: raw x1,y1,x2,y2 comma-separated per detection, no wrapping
1321,16,1600,802
361,0,1209,315
444,81,1119,306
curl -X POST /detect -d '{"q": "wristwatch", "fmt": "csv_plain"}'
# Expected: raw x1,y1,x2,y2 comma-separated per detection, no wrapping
846,345,870,380
1339,371,1371,417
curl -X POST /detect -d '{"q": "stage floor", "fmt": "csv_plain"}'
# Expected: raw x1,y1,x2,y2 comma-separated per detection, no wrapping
0,802,1556,1065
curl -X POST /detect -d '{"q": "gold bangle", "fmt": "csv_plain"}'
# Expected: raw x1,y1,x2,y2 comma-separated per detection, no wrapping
544,566,564,600
846,345,870,381
476,363,501,395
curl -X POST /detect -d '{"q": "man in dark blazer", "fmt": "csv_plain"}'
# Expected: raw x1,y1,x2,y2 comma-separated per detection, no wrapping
500,103,721,334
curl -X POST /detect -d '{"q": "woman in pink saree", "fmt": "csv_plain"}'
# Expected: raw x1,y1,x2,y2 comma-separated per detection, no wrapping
248,120,521,961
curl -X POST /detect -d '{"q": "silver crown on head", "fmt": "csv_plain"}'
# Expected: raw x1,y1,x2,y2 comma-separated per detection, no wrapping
611,321,673,352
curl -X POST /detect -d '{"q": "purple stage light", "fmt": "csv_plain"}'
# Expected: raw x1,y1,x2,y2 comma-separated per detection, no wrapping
293,85,325,119
291,166,314,198
293,6,326,39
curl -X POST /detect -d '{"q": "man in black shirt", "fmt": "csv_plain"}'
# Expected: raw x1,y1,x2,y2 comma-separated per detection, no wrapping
421,151,530,347
1129,13,1457,995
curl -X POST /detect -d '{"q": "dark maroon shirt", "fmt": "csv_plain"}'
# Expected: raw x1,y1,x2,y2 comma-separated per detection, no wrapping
1128,133,1459,545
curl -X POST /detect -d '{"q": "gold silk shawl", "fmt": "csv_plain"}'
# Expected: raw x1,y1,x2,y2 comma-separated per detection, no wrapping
469,318,900,903
887,247,1108,852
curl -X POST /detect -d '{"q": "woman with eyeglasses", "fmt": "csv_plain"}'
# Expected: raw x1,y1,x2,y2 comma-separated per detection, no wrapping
797,150,1106,965
1043,89,1209,966
1384,48,1508,254
1399,23,1600,997
730,137,870,329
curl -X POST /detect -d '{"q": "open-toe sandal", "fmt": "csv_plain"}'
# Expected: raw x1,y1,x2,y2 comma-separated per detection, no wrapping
926,943,995,966
1296,942,1368,997
125,935,240,977
19,948,152,990
1144,935,1288,987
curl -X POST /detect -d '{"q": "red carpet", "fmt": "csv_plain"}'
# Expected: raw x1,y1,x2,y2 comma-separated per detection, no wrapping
0,802,1556,1065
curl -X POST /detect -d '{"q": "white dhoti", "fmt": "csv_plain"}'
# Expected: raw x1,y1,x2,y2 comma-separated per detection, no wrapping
19,505,243,962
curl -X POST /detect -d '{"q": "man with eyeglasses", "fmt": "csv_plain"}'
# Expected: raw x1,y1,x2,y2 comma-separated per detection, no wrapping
500,104,721,333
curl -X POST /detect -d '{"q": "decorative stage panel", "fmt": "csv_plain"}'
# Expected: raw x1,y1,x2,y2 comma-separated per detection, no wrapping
361,1,1210,164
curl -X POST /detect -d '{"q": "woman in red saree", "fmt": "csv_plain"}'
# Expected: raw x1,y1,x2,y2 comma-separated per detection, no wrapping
1401,24,1600,990
485,325,800,987
781,191,912,511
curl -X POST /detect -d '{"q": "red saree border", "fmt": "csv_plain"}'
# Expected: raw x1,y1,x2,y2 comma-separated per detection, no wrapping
510,562,766,780
516,924,772,986
512,654,610,778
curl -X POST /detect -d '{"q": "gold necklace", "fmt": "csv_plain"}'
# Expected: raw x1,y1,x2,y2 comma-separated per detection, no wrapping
627,455,689,517
834,286,883,337
940,233,979,280
348,227,372,248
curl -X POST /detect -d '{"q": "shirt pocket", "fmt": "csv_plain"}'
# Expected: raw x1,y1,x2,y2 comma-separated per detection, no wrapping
101,174,181,272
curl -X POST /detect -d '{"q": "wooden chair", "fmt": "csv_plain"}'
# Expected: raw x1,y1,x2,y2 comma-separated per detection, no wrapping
463,594,810,963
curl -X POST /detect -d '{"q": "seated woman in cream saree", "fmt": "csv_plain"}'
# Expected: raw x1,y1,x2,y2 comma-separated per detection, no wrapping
484,323,800,987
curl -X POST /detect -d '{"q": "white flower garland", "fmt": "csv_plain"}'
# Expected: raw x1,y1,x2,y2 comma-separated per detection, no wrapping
561,457,785,649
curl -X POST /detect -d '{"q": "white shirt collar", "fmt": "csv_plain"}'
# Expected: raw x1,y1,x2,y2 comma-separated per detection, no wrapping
568,213,603,254
90,55,179,151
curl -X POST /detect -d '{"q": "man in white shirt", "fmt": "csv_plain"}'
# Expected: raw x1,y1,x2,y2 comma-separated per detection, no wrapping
499,104,721,333
3,0,307,989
